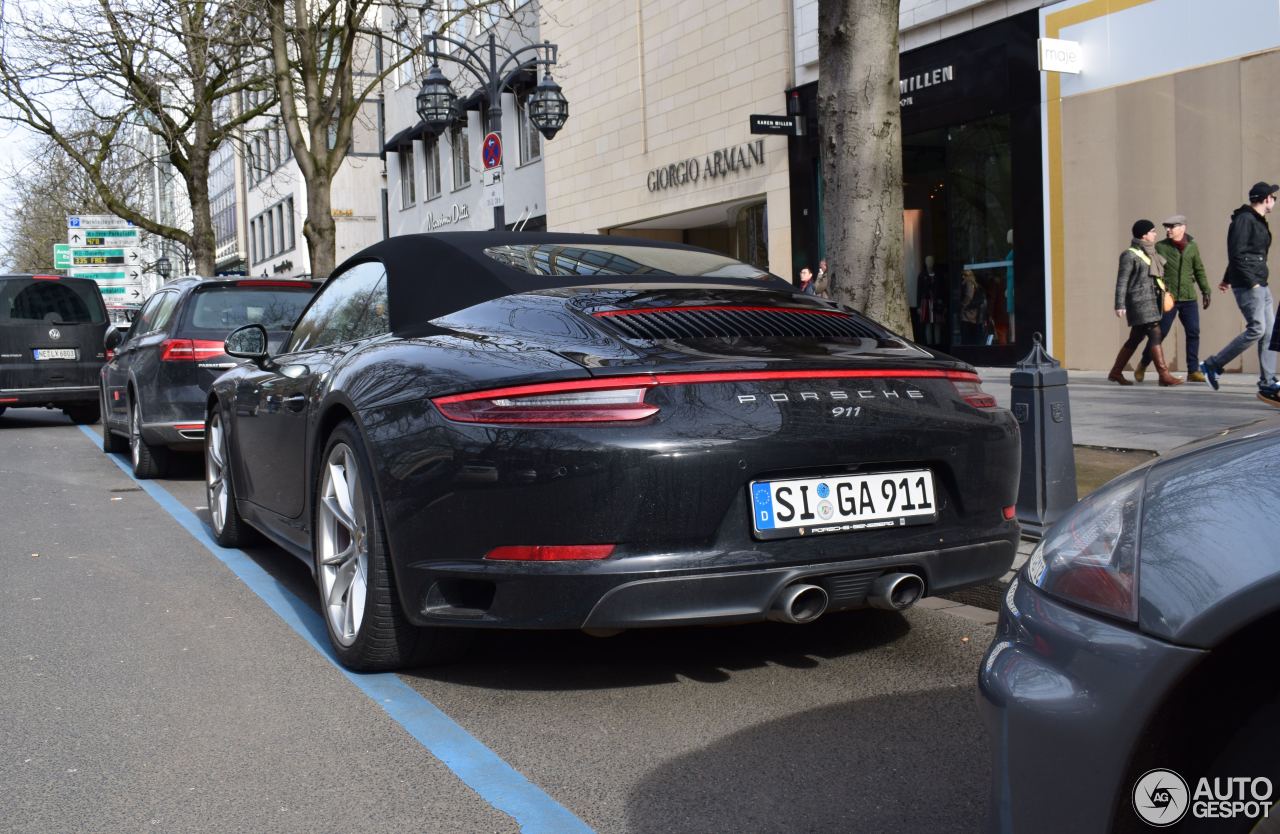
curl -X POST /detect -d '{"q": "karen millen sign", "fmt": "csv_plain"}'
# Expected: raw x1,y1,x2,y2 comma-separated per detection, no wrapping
647,139,766,193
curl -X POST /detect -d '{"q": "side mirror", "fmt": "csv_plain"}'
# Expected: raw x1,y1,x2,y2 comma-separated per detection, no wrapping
225,324,269,361
104,327,125,351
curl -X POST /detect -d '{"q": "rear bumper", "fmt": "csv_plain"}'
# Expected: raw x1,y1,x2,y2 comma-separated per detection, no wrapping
399,530,1017,629
0,385,98,407
142,420,206,451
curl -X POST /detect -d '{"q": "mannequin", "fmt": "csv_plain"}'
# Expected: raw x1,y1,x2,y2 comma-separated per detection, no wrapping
917,255,941,345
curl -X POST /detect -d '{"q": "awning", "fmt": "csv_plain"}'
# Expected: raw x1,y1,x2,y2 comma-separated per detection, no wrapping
381,120,429,155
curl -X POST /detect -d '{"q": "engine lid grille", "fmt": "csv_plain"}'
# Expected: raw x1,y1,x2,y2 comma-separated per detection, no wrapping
593,305,881,341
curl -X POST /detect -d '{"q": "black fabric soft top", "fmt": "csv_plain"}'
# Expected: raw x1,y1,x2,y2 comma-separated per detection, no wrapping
330,232,789,333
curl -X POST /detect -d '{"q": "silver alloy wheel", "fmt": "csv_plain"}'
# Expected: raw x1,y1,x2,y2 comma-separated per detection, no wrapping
206,413,227,534
129,400,141,470
317,442,369,647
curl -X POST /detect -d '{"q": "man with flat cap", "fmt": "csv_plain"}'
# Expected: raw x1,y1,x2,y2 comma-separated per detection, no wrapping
1200,181,1279,391
1134,214,1212,383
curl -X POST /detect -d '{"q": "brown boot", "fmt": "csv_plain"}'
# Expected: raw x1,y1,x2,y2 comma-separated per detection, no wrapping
1108,343,1137,385
1151,345,1184,387
1133,359,1149,383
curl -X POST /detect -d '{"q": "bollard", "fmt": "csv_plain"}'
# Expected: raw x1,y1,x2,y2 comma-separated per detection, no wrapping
1010,333,1077,538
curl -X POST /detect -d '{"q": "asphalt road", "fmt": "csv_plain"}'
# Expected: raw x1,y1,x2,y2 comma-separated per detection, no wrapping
2,407,999,834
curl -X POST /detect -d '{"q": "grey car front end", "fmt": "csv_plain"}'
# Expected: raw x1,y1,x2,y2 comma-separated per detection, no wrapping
980,416,1280,833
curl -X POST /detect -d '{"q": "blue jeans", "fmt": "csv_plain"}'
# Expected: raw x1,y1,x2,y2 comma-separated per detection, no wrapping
1206,285,1276,385
1140,300,1201,369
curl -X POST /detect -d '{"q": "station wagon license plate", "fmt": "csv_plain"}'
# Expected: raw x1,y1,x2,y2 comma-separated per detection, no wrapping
749,469,937,540
33,348,77,360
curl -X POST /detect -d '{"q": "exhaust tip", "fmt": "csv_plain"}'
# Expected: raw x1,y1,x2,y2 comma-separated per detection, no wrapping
768,583,829,624
868,572,925,611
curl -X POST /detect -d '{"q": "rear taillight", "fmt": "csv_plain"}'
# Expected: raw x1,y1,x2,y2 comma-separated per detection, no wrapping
434,380,659,424
32,274,60,280
951,377,997,408
485,545,615,561
434,369,988,424
160,339,226,362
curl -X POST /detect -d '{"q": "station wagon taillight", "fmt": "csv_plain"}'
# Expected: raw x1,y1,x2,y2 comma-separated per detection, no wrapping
160,339,226,362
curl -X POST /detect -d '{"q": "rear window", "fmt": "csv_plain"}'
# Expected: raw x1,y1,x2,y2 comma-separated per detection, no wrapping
183,286,315,331
1,278,106,325
484,244,778,282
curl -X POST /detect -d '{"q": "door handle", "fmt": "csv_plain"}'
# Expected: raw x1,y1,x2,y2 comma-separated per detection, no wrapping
282,394,307,411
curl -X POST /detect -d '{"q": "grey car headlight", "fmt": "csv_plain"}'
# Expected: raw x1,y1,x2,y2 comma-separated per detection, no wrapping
1025,473,1144,622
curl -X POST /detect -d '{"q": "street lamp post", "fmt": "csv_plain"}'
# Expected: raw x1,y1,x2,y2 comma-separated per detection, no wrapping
415,32,568,231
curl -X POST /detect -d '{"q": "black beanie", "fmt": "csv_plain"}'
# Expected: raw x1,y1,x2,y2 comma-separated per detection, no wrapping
1132,219,1156,238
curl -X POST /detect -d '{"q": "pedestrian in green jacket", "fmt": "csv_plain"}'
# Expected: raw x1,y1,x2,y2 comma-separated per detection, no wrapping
1135,214,1213,382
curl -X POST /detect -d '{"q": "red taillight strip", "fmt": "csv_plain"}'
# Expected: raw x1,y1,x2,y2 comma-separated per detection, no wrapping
433,369,979,406
485,545,615,561
175,423,206,431
32,274,60,280
235,280,312,287
593,305,852,319
652,369,980,385
0,397,19,403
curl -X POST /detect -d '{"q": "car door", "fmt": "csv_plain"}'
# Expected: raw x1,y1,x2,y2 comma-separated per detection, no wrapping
233,262,387,520
104,290,169,428
111,291,179,424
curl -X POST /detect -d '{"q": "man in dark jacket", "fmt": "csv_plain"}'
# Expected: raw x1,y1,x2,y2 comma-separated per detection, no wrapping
1200,182,1278,391
1135,214,1212,382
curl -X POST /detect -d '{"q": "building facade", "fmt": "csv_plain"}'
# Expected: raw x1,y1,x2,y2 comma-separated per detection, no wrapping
382,0,550,237
541,0,793,274
1042,0,1280,375
542,0,1050,365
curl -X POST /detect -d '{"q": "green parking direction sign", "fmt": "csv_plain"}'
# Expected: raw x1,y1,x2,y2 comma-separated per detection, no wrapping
69,247,141,267
66,228,141,247
54,244,71,269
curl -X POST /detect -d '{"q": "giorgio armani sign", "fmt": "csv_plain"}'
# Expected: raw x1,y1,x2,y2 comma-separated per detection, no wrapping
647,139,766,193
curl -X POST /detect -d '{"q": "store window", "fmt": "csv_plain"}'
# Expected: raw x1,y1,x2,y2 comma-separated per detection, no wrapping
399,144,416,208
424,135,442,199
517,99,540,164
903,114,1013,351
451,122,470,188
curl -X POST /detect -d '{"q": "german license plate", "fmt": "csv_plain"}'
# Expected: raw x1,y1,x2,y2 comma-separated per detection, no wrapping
33,348,77,360
749,469,937,540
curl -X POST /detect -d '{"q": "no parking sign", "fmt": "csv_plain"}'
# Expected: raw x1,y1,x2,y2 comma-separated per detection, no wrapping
482,132,502,170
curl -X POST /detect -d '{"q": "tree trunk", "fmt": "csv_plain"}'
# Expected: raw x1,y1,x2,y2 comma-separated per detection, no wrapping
305,173,338,279
817,0,911,337
184,152,218,276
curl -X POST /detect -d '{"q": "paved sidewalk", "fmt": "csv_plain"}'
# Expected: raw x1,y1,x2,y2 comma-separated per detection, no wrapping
942,365,1278,610
976,365,1275,454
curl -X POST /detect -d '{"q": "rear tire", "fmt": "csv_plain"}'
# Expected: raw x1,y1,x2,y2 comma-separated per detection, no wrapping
129,398,167,479
65,403,100,425
205,406,257,547
315,420,470,671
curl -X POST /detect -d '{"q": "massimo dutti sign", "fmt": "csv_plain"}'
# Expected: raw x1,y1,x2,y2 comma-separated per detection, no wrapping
647,139,766,193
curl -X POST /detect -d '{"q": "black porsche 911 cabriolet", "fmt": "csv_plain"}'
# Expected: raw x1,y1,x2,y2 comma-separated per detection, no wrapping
204,232,1020,670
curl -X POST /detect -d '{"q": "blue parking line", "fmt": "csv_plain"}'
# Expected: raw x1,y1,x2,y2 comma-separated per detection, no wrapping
78,425,593,834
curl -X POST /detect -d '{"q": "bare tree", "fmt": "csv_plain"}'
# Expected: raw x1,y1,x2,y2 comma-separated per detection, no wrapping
1,137,122,272
259,0,512,278
817,0,911,335
0,0,276,275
